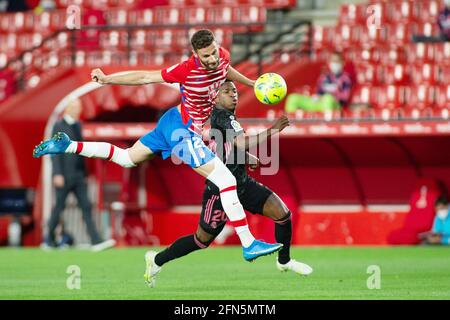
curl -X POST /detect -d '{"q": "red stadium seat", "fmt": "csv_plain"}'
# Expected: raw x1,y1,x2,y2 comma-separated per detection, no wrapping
19,12,35,32
128,29,148,49
407,43,436,63
0,34,17,53
153,7,182,25
232,6,265,24
355,62,383,85
335,24,361,48
33,10,64,33
390,0,419,23
204,7,232,24
106,9,129,25
359,26,388,46
377,85,408,109
417,0,442,23
380,46,408,64
387,23,417,45
184,7,206,24
383,63,410,85
416,22,441,37
435,85,450,109
211,27,233,49
406,85,436,109
99,30,128,50
357,47,382,63
435,42,450,65
312,26,333,51
127,9,154,25
411,63,439,85
338,3,366,26
351,85,380,107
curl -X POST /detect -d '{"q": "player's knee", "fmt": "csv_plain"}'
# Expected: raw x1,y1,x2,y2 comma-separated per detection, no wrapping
207,158,237,190
274,210,292,225
222,171,237,189
195,230,215,248
112,147,136,168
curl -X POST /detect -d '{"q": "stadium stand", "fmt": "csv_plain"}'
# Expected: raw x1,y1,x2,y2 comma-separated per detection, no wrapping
0,0,449,246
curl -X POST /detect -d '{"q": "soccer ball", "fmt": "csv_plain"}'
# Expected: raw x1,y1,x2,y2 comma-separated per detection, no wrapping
254,73,287,105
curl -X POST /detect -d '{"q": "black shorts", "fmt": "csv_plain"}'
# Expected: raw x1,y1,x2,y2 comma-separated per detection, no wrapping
199,177,273,236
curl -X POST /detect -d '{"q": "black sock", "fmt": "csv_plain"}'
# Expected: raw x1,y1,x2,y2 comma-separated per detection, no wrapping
275,212,292,265
155,234,207,267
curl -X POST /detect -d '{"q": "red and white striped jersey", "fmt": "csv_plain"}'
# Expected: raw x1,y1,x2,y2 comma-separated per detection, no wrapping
161,47,230,133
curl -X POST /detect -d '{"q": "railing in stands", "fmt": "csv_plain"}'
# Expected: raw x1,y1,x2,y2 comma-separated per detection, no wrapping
0,21,265,93
235,20,313,75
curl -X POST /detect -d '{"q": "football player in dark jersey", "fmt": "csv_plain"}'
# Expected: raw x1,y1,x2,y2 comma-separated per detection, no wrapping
150,80,313,280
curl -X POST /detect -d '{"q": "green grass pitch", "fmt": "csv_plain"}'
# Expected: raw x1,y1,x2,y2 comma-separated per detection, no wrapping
1,246,449,300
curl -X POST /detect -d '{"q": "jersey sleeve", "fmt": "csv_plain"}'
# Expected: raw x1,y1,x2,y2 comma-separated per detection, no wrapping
161,61,189,84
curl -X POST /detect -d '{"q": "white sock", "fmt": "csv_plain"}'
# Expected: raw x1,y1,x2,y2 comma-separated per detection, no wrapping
66,141,136,168
235,225,255,248
219,187,255,247
206,158,256,247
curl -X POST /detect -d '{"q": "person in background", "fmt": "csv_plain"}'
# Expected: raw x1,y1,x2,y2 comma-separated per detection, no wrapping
419,195,450,245
44,99,116,252
438,0,450,41
285,51,353,113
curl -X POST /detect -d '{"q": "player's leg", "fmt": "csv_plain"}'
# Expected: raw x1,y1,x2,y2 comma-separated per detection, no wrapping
155,225,217,267
72,177,101,245
238,177,312,274
144,188,224,287
46,184,71,247
195,158,253,247
194,157,283,261
72,176,116,251
144,225,219,288
261,193,293,265
33,132,145,168
261,192,313,275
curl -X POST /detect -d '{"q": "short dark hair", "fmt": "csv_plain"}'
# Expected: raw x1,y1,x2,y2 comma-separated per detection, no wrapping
191,29,215,51
435,195,449,207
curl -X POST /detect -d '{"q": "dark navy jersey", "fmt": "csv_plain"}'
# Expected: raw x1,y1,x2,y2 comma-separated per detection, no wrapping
206,107,248,194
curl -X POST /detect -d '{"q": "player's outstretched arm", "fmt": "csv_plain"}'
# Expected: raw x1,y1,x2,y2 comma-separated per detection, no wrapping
91,68,165,85
235,115,290,150
227,66,255,87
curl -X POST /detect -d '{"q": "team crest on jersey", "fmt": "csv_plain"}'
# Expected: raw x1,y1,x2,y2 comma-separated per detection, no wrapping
229,115,235,120
230,120,243,132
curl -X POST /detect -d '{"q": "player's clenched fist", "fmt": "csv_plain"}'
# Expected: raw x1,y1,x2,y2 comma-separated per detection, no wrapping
91,68,108,84
271,115,290,132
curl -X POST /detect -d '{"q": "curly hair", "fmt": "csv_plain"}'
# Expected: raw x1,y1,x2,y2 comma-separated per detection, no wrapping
191,29,215,51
